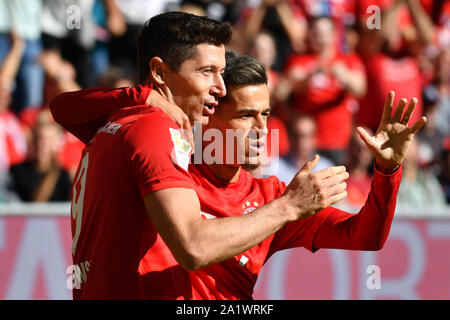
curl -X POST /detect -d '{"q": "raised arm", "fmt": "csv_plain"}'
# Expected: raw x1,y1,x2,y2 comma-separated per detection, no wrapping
49,85,151,143
0,32,25,90
143,156,348,271
50,85,192,144
314,92,426,250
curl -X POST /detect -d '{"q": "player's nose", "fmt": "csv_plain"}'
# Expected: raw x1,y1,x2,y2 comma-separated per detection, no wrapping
210,73,226,98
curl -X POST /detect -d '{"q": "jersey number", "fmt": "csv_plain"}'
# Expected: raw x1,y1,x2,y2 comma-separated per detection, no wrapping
72,152,89,255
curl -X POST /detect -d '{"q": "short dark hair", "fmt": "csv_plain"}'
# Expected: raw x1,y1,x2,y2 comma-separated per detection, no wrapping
222,51,268,89
137,11,232,83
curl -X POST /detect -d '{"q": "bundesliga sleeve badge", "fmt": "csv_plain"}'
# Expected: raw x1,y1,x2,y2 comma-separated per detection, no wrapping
169,128,192,171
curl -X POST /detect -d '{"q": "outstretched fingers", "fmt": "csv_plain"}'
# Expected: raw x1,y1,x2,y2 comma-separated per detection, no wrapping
356,126,375,150
401,97,418,125
392,98,408,122
409,116,427,135
381,91,395,122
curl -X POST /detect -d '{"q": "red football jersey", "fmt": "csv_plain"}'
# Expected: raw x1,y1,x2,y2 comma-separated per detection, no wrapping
53,85,402,300
357,54,424,132
138,163,402,300
285,53,365,149
70,105,194,299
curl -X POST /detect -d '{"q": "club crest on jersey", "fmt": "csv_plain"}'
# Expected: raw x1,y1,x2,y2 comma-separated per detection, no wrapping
242,201,260,215
169,128,192,171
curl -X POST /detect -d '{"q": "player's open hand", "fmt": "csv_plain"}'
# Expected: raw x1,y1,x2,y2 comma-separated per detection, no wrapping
283,155,349,220
356,91,427,172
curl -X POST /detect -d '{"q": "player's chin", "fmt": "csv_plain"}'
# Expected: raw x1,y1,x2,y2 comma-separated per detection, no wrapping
242,161,261,172
195,114,210,126
242,155,262,170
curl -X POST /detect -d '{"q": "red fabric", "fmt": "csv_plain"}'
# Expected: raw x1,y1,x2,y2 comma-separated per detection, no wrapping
345,174,373,207
285,53,364,149
267,116,290,157
0,111,27,169
54,86,401,299
138,163,401,299
50,85,152,144
356,54,424,132
71,105,194,300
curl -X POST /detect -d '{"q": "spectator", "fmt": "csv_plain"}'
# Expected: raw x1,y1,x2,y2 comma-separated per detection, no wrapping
438,138,450,204
0,0,44,114
396,138,447,214
248,31,279,96
417,84,447,166
9,110,72,202
232,0,307,70
279,16,366,164
0,31,28,202
20,50,83,180
41,0,97,88
275,114,334,184
341,127,374,209
431,49,450,137
356,0,434,133
179,0,243,23
98,65,135,88
109,0,179,76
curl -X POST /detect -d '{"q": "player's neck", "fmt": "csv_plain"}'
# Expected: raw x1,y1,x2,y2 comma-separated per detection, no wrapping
207,163,241,183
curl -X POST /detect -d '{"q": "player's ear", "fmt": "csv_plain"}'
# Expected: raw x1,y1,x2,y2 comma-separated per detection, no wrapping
149,57,169,86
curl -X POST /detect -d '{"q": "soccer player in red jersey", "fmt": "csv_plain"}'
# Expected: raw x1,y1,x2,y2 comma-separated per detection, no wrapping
52,12,232,299
52,49,426,299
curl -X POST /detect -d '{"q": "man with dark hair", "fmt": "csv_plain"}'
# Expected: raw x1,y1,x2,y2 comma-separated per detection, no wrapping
52,50,426,299
50,12,232,299
137,11,233,82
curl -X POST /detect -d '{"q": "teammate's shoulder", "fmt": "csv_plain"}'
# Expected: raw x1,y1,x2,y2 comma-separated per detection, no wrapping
108,105,179,133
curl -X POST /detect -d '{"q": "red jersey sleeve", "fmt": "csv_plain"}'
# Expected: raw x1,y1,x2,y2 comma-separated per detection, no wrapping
122,112,195,197
268,165,402,255
50,85,152,144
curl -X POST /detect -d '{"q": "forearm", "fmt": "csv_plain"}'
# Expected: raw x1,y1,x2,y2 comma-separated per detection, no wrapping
341,71,367,98
147,188,295,271
275,2,306,52
188,196,295,269
243,6,267,45
0,38,25,87
313,165,402,251
407,0,434,44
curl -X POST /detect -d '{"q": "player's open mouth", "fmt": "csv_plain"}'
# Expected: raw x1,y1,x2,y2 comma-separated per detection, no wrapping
248,141,265,155
203,103,216,115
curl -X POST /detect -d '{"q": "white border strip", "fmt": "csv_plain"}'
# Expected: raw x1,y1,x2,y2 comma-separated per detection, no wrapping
0,202,449,219
0,202,71,216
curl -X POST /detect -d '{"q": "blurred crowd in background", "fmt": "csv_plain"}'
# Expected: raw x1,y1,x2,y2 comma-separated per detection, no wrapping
0,0,449,215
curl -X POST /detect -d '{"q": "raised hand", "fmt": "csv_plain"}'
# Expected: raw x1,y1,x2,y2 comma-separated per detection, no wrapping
283,155,349,219
356,91,427,172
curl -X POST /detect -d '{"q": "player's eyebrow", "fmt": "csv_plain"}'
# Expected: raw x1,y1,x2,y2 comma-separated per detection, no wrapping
236,107,272,115
197,64,222,70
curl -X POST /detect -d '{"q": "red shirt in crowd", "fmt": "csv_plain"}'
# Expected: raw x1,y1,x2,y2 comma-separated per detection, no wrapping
0,111,26,170
285,53,365,150
357,54,424,132
51,86,401,299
